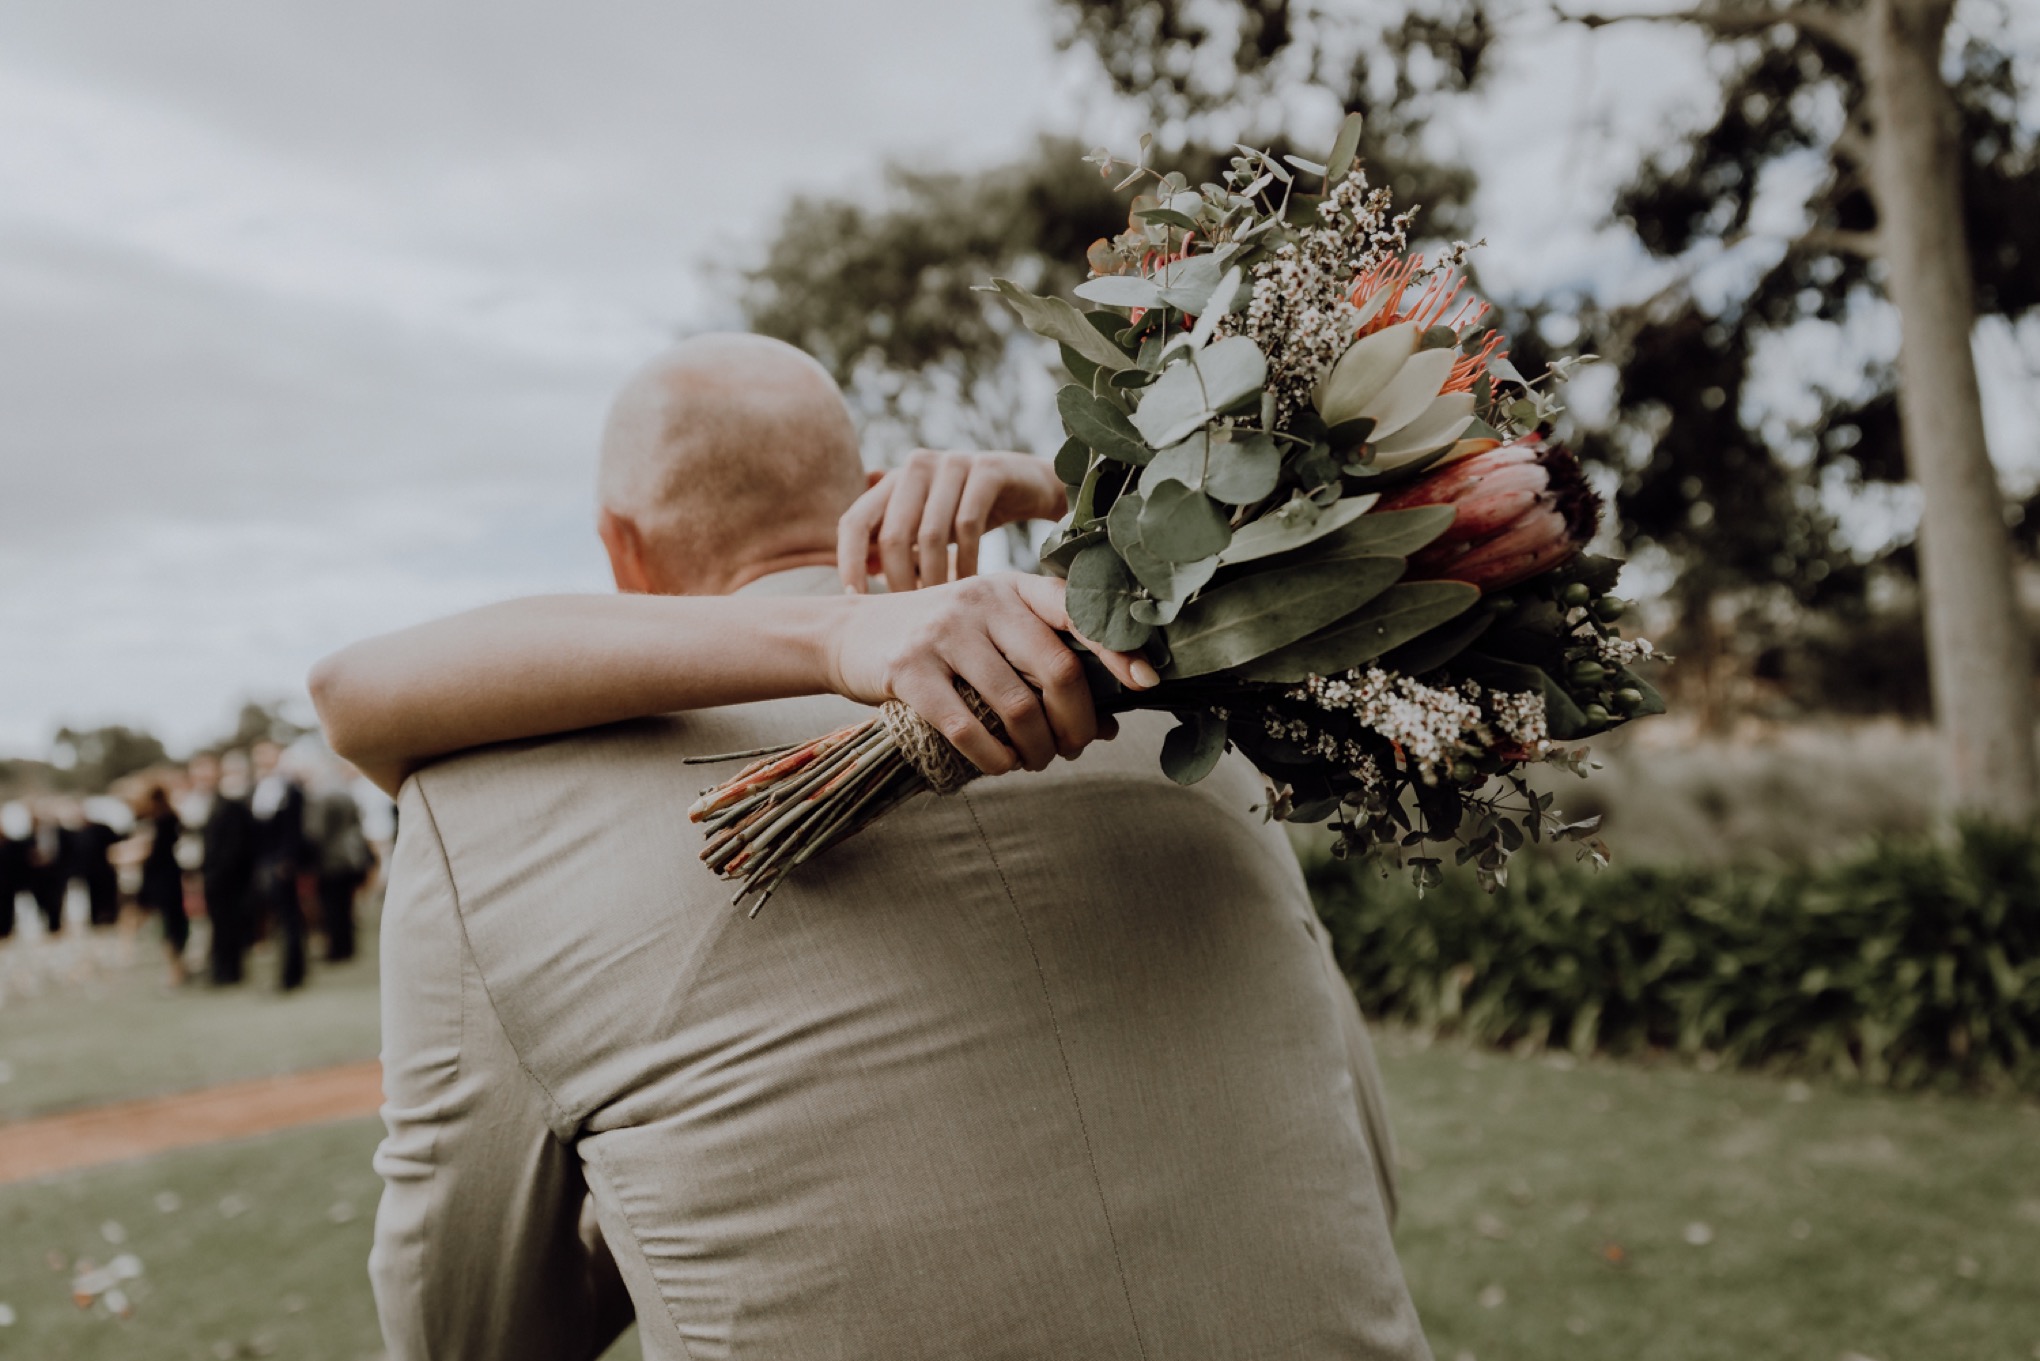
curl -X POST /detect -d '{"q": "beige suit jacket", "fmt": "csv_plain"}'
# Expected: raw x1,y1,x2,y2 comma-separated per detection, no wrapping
370,572,1428,1361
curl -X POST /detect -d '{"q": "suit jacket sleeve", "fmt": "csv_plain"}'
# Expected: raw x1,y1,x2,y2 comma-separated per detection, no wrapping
369,779,633,1361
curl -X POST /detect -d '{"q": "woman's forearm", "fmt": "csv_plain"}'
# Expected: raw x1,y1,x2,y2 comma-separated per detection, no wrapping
309,593,845,794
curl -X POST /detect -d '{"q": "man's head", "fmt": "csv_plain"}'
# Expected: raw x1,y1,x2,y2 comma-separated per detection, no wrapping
596,334,868,596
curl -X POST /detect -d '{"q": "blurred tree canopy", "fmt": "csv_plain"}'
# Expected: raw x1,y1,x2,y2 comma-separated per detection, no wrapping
1571,9,2039,698
50,724,167,792
738,0,1499,454
734,0,2037,734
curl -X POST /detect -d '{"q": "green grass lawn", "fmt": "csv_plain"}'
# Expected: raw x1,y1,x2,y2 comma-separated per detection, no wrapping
2,1030,2032,1360
0,1117,645,1361
0,933,382,1120
1377,1031,2040,1361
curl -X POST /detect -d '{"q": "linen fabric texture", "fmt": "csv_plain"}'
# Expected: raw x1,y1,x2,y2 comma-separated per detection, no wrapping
371,574,1429,1361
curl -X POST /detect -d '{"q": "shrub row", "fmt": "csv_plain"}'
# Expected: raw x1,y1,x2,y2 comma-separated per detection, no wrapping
1307,824,2040,1091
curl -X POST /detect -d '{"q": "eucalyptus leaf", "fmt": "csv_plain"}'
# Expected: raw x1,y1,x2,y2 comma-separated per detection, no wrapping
1233,580,1477,683
1137,479,1232,562
1160,710,1229,785
1217,493,1377,565
1057,384,1152,466
1058,343,1099,391
1181,266,1243,352
1106,491,1145,560
1202,432,1281,504
1139,434,1210,496
1153,253,1227,314
1127,335,1268,448
1065,545,1152,652
1039,526,1104,579
1122,536,1218,605
1053,435,1090,488
1162,559,1404,679
1325,111,1364,185
1134,207,1200,232
1073,274,1164,309
983,279,1135,373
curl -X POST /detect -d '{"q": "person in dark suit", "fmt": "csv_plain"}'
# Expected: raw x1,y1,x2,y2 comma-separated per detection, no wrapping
194,751,256,985
307,770,372,963
132,781,190,985
29,802,67,934
0,801,27,939
249,740,309,991
74,812,122,928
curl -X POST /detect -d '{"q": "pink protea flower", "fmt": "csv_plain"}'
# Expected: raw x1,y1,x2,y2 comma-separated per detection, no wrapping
1376,435,1602,592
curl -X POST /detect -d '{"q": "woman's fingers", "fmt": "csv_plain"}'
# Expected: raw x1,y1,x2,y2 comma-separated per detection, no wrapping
987,608,1098,760
1007,575,1160,693
917,456,969,587
953,463,1002,581
836,480,892,593
941,634,1058,771
876,459,933,594
890,667,1016,776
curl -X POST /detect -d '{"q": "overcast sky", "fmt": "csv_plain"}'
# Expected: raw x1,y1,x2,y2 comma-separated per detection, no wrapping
3,0,2033,756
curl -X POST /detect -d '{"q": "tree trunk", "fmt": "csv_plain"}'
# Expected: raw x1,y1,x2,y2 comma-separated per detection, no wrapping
1863,0,2038,823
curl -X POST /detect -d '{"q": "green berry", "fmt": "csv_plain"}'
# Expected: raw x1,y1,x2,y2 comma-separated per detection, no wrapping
1486,594,1517,614
1614,687,1645,713
1569,660,1607,686
1449,760,1480,784
1581,703,1612,727
1594,596,1627,622
1559,582,1592,608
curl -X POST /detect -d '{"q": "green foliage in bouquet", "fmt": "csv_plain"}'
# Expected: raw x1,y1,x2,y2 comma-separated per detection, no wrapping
692,118,1669,906
983,116,1665,887
1310,823,2040,1093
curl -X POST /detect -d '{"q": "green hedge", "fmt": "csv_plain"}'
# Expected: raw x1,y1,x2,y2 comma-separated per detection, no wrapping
1308,824,2040,1091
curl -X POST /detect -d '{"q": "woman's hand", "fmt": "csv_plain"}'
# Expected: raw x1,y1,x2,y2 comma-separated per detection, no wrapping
837,450,1068,594
823,573,1155,775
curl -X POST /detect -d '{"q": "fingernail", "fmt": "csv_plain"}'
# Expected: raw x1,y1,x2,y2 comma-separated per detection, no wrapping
1129,659,1160,688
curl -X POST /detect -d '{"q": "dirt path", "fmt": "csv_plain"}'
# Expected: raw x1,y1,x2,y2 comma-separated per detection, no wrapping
0,1061,383,1186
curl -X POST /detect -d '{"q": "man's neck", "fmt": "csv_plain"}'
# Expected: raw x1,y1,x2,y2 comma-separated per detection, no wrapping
721,547,839,595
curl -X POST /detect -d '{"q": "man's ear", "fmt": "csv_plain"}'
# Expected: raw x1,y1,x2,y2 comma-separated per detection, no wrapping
597,509,657,594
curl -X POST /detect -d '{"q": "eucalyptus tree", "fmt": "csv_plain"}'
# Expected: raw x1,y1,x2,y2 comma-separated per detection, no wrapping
1565,0,2038,818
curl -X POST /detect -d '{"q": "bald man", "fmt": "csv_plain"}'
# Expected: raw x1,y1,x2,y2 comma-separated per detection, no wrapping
327,335,1428,1361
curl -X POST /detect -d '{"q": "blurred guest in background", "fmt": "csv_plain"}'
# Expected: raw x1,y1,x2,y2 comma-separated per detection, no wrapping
196,750,256,985
307,760,372,963
130,780,190,986
250,739,309,991
29,800,67,934
73,799,123,928
0,800,26,939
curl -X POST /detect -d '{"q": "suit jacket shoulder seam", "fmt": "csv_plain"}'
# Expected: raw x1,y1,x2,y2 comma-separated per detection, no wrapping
412,776,582,1141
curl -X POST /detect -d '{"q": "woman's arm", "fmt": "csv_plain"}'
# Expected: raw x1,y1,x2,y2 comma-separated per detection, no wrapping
310,573,1153,796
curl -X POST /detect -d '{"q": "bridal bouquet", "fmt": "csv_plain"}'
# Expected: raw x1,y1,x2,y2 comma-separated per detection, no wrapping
693,116,1665,909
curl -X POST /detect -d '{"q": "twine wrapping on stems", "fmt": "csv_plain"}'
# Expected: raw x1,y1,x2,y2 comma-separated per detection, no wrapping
876,682,1003,795
685,680,1011,912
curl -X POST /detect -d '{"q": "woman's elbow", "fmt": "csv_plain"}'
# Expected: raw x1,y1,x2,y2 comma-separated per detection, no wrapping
308,647,374,763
